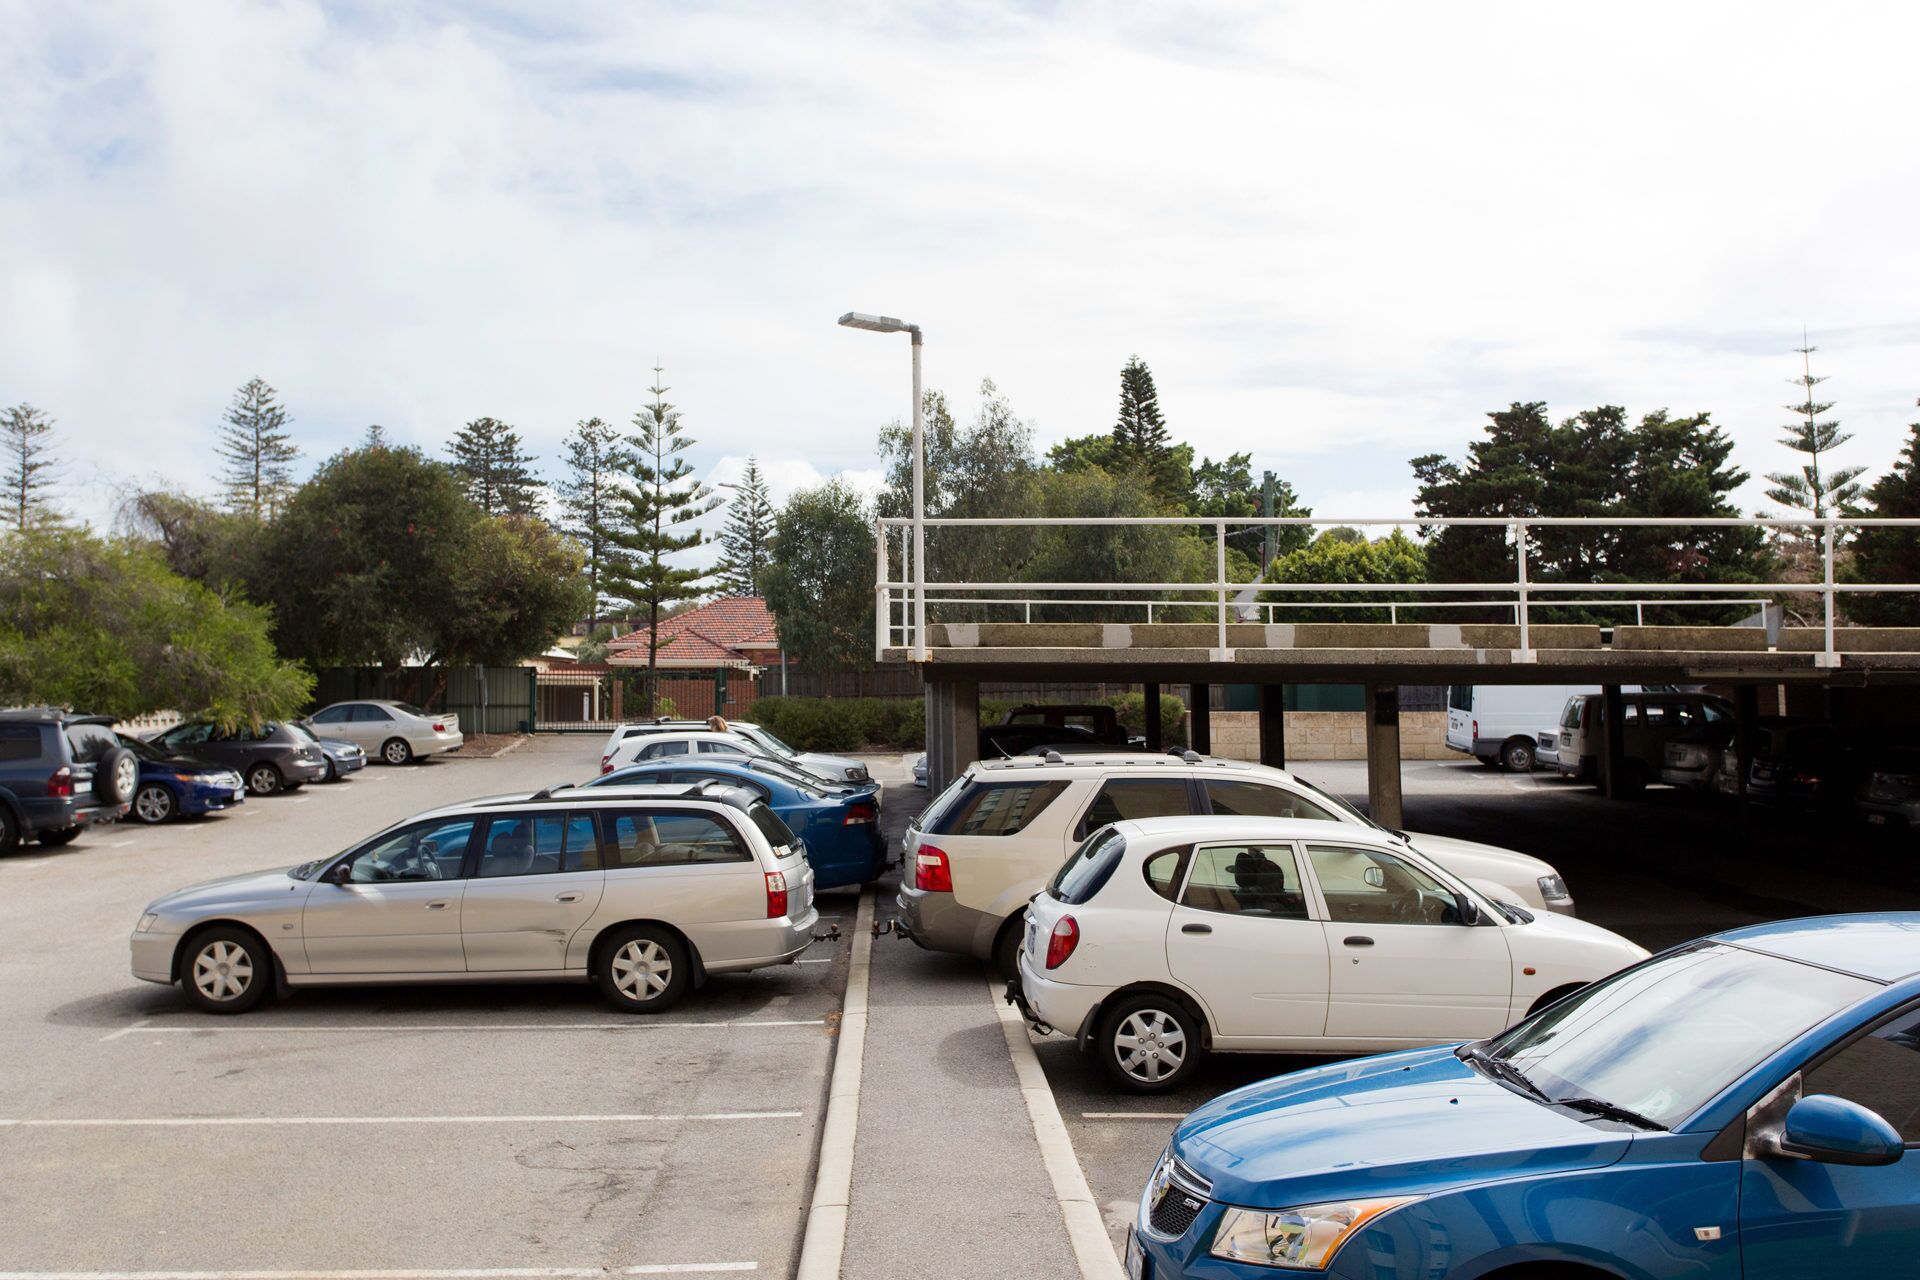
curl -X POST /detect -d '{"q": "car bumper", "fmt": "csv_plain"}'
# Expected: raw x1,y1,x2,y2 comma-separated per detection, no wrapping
701,906,822,974
26,796,127,835
1860,798,1920,827
129,928,180,984
894,883,999,960
1011,952,1109,1039
1659,765,1713,790
413,732,464,757
178,782,247,816
328,753,368,775
1535,747,1561,769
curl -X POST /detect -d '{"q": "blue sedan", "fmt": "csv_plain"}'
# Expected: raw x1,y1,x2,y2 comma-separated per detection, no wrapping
119,734,246,825
1132,913,1920,1279
585,757,885,889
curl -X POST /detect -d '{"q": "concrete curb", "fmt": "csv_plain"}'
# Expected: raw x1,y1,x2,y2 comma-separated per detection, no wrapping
989,979,1128,1280
794,887,876,1280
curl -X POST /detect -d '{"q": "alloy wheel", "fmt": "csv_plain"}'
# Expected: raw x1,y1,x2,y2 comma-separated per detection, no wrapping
191,940,255,1003
1113,1008,1187,1084
134,785,174,824
113,756,138,798
247,765,279,795
383,740,411,765
611,939,672,1002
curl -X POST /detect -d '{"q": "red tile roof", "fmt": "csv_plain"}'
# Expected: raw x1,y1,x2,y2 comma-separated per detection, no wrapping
607,597,783,668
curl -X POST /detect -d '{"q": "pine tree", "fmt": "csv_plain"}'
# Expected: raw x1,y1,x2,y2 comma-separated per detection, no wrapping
218,378,300,517
557,416,631,627
2,403,60,531
715,456,775,597
1109,355,1185,505
1765,335,1865,540
448,416,543,516
1845,416,1920,626
604,366,721,715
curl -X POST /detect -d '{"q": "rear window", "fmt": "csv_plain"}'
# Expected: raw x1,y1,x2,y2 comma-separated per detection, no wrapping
1048,830,1127,905
1449,686,1473,712
603,809,749,866
64,723,119,763
931,780,1069,837
748,802,797,851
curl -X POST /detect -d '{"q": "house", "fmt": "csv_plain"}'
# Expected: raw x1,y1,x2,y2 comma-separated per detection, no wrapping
603,597,787,717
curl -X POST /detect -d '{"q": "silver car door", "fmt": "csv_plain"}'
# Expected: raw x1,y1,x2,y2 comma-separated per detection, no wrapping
461,812,606,971
302,817,475,973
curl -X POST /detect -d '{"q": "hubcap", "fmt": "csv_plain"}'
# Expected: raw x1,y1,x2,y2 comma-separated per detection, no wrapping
192,940,254,1002
136,787,171,822
1115,1009,1187,1083
385,742,408,764
610,939,672,1001
249,767,276,793
115,758,137,795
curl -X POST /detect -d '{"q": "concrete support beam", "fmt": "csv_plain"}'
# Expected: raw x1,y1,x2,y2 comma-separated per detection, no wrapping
1143,682,1163,753
1258,684,1287,768
924,678,980,795
1600,683,1627,799
1190,682,1212,754
1365,685,1402,829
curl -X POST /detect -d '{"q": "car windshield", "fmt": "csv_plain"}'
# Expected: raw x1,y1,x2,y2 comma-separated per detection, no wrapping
744,758,834,795
747,726,799,758
289,723,318,742
1489,942,1874,1128
1291,775,1379,829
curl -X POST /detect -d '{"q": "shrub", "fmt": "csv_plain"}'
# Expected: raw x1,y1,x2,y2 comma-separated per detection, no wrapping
752,696,924,751
1107,691,1188,747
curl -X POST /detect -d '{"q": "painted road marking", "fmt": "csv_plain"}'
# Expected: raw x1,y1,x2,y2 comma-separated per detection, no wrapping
0,1268,757,1279
104,1019,824,1039
0,1111,801,1128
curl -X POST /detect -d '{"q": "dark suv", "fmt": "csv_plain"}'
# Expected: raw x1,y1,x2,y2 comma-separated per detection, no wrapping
0,708,138,852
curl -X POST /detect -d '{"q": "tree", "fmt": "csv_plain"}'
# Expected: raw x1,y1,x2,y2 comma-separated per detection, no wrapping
1188,452,1312,561
0,526,311,725
557,416,630,626
1109,356,1185,505
603,367,720,714
763,479,875,669
1027,465,1210,619
1266,529,1429,622
715,456,775,597
218,378,300,516
1766,337,1864,539
121,489,262,592
2,403,60,530
1844,420,1920,625
449,416,543,516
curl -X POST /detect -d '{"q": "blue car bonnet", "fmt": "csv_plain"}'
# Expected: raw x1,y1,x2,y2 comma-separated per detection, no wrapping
1174,1045,1632,1208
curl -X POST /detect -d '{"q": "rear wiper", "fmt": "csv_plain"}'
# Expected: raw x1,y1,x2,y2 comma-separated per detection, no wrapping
1459,1045,1548,1102
1552,1095,1667,1130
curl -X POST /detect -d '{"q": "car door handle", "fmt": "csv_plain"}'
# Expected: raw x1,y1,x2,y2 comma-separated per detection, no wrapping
554,892,584,903
1343,935,1374,947
1181,923,1213,935
426,901,451,910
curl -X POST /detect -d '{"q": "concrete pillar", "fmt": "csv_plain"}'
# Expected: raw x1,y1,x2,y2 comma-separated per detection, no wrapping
1734,683,1760,803
1600,683,1627,798
924,678,980,795
1143,682,1163,753
1366,684,1403,829
1258,684,1287,768
1190,682,1212,754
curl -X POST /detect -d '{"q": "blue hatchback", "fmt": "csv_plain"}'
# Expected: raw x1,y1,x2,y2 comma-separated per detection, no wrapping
118,734,246,825
584,757,885,889
1132,913,1920,1279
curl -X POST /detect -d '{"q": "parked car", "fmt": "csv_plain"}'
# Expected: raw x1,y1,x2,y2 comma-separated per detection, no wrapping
118,734,246,825
1532,723,1564,772
0,708,136,851
1125,913,1920,1279
1747,717,1877,813
583,757,885,888
130,783,819,1014
1661,720,1737,790
146,720,328,796
912,754,928,787
1000,703,1145,748
1551,690,1734,791
1008,816,1646,1090
601,729,840,785
289,720,367,782
899,753,1578,974
981,722,1114,758
1859,746,1920,830
598,719,870,783
304,699,463,765
1445,683,1598,770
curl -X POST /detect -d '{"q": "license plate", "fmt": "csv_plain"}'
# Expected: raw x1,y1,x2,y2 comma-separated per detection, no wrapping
1125,1227,1149,1280
1868,813,1888,825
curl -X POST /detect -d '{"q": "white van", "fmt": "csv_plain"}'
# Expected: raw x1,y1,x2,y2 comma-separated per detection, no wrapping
1445,685,1600,771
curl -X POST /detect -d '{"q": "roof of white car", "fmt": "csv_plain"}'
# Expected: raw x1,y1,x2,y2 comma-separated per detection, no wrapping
970,752,1299,782
406,781,760,823
1110,815,1405,848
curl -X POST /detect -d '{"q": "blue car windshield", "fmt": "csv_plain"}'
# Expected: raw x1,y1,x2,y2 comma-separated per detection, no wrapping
1491,942,1874,1129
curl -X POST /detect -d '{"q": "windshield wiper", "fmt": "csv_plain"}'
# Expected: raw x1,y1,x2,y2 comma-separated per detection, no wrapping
1459,1045,1548,1102
1551,1096,1667,1130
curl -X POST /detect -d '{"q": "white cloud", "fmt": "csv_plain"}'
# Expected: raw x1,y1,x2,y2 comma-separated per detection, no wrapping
3,0,1918,532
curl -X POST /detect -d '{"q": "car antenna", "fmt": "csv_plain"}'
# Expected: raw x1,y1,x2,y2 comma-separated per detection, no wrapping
1043,750,1064,764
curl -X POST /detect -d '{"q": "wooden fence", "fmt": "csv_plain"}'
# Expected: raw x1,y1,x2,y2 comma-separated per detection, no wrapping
308,666,537,735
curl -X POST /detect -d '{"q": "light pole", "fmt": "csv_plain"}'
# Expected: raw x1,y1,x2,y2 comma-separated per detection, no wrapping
838,311,926,659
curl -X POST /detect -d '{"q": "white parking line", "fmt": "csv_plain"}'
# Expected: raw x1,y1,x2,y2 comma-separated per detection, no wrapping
0,1267,757,1279
103,1019,824,1040
106,839,136,848
0,1111,801,1128
1081,1112,1186,1121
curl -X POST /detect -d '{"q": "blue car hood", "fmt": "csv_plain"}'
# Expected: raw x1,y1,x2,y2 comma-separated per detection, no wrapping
1173,1045,1632,1208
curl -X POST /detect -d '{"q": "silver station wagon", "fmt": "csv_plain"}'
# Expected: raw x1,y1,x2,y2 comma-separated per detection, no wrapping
130,783,819,1014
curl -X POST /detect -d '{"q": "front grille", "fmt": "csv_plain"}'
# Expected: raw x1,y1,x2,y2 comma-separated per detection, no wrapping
1146,1156,1212,1239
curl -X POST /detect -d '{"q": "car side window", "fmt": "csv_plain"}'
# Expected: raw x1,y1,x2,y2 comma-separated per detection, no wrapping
938,781,1070,837
1203,779,1338,822
355,705,394,722
310,706,350,724
698,740,747,755
559,813,600,871
1143,847,1191,902
0,725,43,761
1077,779,1193,839
643,741,689,759
164,723,214,747
1802,1005,1920,1144
346,818,476,883
1306,844,1461,926
1703,701,1729,722
1179,844,1308,919
603,810,748,867
476,816,540,878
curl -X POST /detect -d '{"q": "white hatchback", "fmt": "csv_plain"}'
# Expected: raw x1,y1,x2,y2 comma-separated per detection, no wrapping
1011,816,1647,1092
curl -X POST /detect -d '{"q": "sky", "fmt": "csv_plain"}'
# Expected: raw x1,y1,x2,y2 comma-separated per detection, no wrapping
4,0,1918,534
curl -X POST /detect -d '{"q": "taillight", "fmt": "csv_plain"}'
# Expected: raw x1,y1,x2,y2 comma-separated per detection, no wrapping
48,766,73,799
843,801,877,825
1471,719,1478,742
1793,772,1822,786
433,722,447,733
914,845,953,892
765,870,788,918
600,755,613,775
1045,915,1079,970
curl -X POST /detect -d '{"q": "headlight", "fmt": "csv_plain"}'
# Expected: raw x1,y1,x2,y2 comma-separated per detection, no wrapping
1212,1198,1416,1269
136,913,159,933
1536,874,1570,902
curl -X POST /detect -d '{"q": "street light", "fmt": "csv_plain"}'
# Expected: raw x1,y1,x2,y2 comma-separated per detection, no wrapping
838,310,926,660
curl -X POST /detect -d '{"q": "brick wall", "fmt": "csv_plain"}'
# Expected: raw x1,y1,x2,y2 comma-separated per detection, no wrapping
1209,710,1452,762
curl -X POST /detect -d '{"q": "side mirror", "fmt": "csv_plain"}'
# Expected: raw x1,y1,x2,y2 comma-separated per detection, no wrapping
1778,1095,1904,1167
1363,866,1386,889
1453,894,1483,926
322,860,353,886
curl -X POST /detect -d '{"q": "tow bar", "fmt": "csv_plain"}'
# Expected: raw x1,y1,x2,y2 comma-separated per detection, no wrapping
871,917,912,941
812,924,842,943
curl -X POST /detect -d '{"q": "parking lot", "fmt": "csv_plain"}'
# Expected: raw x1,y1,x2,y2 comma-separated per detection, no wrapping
0,735,857,1278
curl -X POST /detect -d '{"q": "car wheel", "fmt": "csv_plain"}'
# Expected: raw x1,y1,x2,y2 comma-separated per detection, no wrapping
323,758,338,783
1098,994,1204,1093
0,808,16,855
133,783,177,824
992,913,1025,978
245,762,283,796
381,738,413,766
179,926,271,1014
94,745,139,805
1501,738,1536,772
38,825,82,847
596,925,691,1014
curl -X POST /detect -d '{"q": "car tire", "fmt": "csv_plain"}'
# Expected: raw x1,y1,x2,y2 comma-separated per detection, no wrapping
381,738,413,766
245,762,283,796
596,925,691,1014
133,783,177,824
179,926,272,1015
992,913,1025,979
322,759,338,783
38,825,82,847
1501,738,1536,772
1096,993,1204,1093
0,808,16,855
95,745,139,805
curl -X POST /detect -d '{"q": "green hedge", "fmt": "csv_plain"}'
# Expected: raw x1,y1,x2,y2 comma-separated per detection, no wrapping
750,692,1186,752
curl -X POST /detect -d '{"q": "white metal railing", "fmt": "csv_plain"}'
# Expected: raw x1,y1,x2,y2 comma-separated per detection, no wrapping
872,514,1920,667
